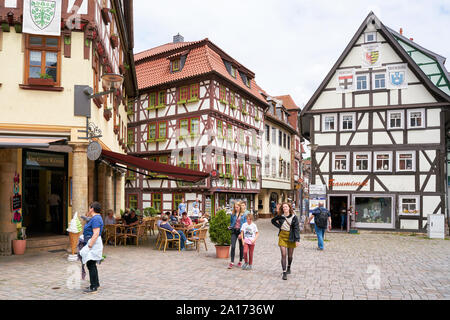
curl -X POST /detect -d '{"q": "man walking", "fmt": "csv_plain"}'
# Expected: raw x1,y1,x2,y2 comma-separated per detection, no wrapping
307,203,331,250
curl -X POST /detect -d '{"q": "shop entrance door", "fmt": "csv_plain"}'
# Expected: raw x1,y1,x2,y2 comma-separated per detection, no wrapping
22,150,67,237
328,195,349,232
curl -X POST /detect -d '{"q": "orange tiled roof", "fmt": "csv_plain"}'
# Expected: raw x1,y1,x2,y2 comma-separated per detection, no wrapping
135,40,268,105
274,95,300,110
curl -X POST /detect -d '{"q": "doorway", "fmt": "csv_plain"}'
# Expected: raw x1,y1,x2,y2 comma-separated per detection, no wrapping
22,150,68,237
329,196,349,231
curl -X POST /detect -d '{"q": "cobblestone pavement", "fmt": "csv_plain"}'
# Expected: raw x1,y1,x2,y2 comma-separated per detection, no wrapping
0,219,449,300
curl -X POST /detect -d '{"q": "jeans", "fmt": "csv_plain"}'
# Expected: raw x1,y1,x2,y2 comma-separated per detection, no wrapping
315,225,326,250
230,229,243,263
243,243,255,265
169,231,187,250
341,215,347,228
86,260,99,289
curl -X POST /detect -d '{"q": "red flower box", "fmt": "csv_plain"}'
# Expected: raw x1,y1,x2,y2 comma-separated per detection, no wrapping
28,78,55,86
110,35,119,48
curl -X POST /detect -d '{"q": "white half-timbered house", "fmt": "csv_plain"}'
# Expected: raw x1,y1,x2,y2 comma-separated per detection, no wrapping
301,12,450,231
126,35,268,215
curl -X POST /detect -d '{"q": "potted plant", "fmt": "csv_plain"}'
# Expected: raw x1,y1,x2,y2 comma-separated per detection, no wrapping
28,73,54,86
101,7,111,24
110,33,119,48
103,108,112,121
209,209,231,259
12,228,27,255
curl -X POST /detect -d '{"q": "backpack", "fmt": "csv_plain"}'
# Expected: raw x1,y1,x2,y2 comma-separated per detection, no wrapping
315,208,329,229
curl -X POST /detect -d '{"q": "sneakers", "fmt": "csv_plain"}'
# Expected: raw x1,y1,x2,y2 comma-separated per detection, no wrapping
83,287,98,294
185,240,194,245
228,263,234,269
282,272,287,280
237,262,242,267
242,262,249,270
246,265,252,271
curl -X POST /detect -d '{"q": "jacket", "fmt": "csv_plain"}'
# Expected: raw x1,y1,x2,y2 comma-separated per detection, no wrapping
271,214,301,243
230,212,248,230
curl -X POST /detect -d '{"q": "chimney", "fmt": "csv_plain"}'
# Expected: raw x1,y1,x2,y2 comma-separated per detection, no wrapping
173,33,184,43
399,28,403,35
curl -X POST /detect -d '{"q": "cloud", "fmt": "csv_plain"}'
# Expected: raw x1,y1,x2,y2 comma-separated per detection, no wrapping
133,0,450,108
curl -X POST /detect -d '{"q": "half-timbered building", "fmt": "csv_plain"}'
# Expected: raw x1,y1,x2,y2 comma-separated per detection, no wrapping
300,12,450,231
126,35,268,215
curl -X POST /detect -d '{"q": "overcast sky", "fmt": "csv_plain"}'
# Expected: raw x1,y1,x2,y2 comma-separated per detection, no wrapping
133,0,450,109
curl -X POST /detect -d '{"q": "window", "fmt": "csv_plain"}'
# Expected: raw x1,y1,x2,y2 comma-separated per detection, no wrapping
216,156,224,174
93,54,100,94
158,122,167,140
149,92,157,109
190,118,199,135
355,196,394,227
283,133,287,148
189,83,199,101
225,158,231,175
173,193,184,211
180,119,189,136
399,196,420,216
252,132,257,150
242,99,247,114
264,156,270,177
374,152,392,172
229,91,236,108
238,161,244,176
126,167,136,181
278,130,282,146
288,136,291,150
217,120,224,139
408,109,425,129
332,153,349,172
172,59,180,72
265,125,270,142
127,129,134,146
354,152,371,172
322,114,337,132
226,124,233,141
152,194,162,213
148,124,156,141
397,151,415,172
25,35,61,85
341,113,356,131
373,73,386,89
179,117,199,138
189,154,199,171
271,158,277,177
387,110,404,129
356,75,368,90
178,86,189,104
158,91,166,107
128,194,138,210
251,165,257,180
272,127,277,144
365,32,377,43
239,129,245,146
219,85,227,103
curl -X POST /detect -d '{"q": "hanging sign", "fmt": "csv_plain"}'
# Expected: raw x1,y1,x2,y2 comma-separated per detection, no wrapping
87,141,102,161
387,63,408,89
23,0,63,36
362,43,381,68
336,69,356,93
12,172,23,224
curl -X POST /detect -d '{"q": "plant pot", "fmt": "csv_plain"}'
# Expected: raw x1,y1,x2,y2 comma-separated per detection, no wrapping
101,8,111,25
215,245,230,259
104,109,112,121
12,240,26,255
28,78,55,86
110,35,119,48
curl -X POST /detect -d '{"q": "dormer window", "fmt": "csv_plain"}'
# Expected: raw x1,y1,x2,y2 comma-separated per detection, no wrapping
231,66,237,78
172,59,180,72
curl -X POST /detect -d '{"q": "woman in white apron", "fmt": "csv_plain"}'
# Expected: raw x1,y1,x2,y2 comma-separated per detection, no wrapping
79,202,104,294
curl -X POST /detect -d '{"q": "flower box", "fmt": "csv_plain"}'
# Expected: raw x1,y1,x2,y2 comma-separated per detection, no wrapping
113,125,119,134
110,34,119,48
28,78,55,86
93,96,103,108
103,108,112,121
101,8,111,25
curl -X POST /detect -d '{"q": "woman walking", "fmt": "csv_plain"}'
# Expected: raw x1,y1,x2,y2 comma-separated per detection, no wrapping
80,202,104,293
271,202,300,280
228,201,247,269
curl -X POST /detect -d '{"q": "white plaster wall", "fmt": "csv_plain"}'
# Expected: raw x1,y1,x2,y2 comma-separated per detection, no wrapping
408,130,440,144
373,132,392,145
427,109,441,127
315,133,336,146
380,176,415,192
423,196,441,214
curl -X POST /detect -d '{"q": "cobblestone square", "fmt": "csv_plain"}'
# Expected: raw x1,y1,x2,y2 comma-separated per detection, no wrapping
0,219,449,300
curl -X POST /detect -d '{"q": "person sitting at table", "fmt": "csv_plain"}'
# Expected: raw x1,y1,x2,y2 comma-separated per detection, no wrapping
180,212,194,230
160,216,193,251
158,212,170,228
124,209,139,227
169,210,179,224
104,209,116,226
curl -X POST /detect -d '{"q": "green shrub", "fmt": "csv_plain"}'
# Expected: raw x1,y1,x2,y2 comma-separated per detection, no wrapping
143,207,158,217
209,209,231,246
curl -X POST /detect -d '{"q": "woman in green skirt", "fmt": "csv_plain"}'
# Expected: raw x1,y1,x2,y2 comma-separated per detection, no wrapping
271,202,300,280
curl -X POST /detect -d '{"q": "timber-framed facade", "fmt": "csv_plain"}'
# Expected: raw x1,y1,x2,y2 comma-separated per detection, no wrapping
301,12,450,231
126,36,268,215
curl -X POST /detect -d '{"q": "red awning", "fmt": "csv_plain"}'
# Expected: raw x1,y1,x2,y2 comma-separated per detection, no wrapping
101,149,210,183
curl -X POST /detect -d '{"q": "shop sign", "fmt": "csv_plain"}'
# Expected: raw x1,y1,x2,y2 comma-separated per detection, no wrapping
87,141,102,161
309,184,327,195
26,151,65,168
328,179,368,188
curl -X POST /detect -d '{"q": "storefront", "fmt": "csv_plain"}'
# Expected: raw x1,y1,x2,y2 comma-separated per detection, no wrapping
352,195,395,229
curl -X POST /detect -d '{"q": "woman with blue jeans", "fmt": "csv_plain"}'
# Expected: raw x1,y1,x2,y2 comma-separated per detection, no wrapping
228,201,247,269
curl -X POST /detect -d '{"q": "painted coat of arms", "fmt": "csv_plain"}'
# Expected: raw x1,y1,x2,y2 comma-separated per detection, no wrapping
387,63,408,89
336,69,356,93
30,0,57,29
362,43,381,67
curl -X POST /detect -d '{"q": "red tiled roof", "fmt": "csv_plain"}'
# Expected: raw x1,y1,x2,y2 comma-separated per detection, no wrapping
274,95,300,110
135,40,268,105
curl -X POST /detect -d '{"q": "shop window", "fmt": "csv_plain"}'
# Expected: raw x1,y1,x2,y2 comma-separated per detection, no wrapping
374,152,392,172
399,196,420,216
25,35,61,86
354,152,371,172
387,110,404,129
397,151,415,172
332,153,349,172
152,193,162,213
355,196,393,226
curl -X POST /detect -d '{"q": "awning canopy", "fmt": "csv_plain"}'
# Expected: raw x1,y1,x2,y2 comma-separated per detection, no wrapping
101,149,210,183
0,136,67,148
